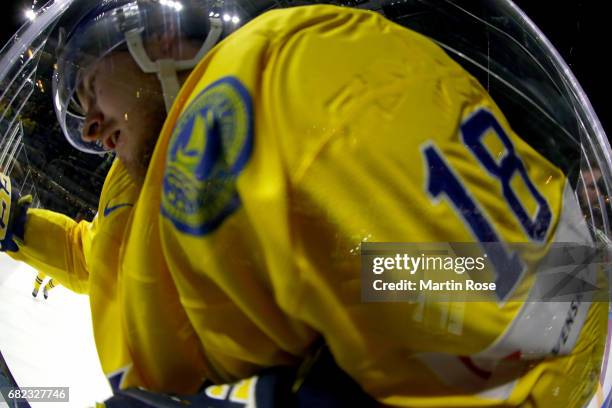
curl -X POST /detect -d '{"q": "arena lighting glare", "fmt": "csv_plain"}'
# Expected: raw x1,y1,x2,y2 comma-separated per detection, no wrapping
222,13,241,23
24,9,36,21
159,0,183,11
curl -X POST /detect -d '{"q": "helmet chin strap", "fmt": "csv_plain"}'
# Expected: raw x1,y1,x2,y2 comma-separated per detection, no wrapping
124,17,223,111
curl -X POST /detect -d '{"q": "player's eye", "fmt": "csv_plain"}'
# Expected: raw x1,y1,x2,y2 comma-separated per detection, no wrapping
69,93,86,117
74,69,97,113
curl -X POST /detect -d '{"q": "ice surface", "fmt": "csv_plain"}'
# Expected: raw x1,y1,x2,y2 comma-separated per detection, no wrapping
0,253,112,407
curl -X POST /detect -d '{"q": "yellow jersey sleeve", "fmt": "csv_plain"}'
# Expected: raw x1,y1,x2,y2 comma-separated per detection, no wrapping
8,159,138,294
9,209,92,293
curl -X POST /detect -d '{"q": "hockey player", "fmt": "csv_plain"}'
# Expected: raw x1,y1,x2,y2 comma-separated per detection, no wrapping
0,0,609,407
31,271,59,299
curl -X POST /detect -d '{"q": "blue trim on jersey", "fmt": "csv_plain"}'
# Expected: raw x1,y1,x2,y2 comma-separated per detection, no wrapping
108,370,126,392
104,202,134,218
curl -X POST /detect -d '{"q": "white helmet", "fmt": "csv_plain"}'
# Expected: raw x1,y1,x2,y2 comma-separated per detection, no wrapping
52,0,227,154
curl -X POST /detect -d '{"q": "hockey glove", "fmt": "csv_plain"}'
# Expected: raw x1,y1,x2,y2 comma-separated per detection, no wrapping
0,172,31,252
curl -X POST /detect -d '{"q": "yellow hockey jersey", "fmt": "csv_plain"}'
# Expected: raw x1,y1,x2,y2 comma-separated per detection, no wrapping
11,5,607,407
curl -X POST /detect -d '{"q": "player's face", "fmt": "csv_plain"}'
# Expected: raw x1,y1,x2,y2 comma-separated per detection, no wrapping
77,50,167,184
581,168,603,205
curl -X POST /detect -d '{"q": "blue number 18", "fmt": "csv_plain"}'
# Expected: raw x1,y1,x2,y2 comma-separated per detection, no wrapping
423,109,551,300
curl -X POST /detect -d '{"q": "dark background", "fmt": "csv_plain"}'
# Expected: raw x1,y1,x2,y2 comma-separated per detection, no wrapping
513,0,609,139
0,0,609,137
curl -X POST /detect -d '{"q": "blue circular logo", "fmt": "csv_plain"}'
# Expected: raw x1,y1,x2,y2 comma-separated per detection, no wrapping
162,77,253,235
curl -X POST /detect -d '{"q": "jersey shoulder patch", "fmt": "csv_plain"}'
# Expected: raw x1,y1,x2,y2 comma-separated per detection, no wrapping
162,76,254,236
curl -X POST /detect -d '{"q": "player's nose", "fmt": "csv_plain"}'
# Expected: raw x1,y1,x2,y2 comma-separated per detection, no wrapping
82,110,103,141
82,110,120,151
